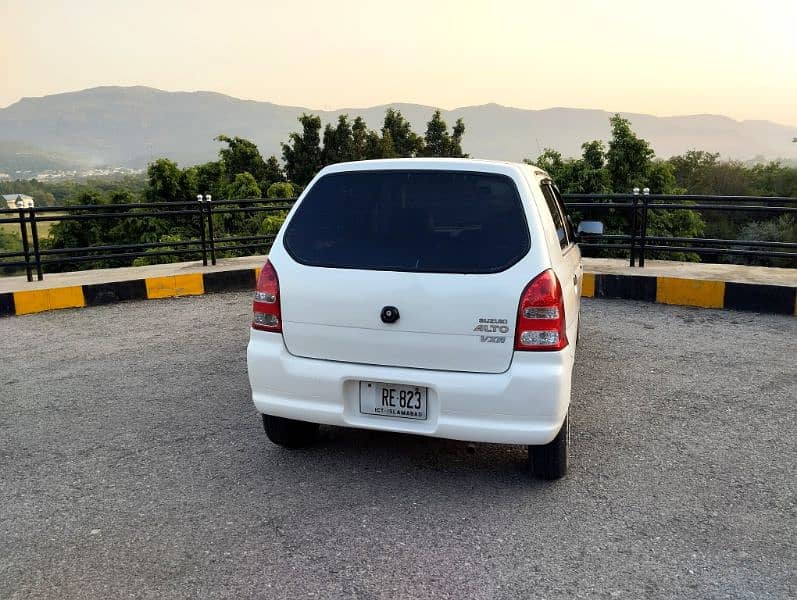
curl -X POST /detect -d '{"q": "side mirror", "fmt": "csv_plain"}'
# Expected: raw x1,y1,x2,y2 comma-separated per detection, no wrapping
577,220,604,240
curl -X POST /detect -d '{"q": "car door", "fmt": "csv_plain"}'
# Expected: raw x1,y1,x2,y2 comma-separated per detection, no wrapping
539,181,582,343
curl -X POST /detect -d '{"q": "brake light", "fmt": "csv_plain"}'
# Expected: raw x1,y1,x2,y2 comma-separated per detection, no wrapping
514,269,568,351
252,260,282,332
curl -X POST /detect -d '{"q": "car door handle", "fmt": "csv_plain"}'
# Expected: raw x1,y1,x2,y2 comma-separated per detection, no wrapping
573,274,578,285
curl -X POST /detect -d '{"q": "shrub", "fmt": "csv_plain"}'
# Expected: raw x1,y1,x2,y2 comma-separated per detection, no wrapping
736,215,796,267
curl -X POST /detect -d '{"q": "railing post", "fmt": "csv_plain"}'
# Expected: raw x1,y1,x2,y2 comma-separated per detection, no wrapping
29,207,43,280
197,195,208,266
16,202,33,282
639,188,650,267
629,188,640,267
205,193,216,265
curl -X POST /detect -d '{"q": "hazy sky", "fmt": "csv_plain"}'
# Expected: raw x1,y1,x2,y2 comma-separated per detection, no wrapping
2,0,795,124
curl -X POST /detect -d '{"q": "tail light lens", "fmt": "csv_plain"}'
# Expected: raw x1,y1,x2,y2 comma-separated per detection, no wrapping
252,260,282,332
515,269,568,351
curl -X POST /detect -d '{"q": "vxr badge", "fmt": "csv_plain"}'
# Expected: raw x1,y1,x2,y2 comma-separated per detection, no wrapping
473,317,509,343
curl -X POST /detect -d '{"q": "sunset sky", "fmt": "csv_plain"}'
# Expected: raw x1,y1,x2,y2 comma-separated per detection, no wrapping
2,0,795,125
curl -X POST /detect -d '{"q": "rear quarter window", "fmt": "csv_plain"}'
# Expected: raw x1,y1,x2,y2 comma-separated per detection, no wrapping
283,170,530,274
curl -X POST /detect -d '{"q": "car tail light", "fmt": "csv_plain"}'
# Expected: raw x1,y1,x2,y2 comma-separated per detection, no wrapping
514,269,568,351
252,260,282,332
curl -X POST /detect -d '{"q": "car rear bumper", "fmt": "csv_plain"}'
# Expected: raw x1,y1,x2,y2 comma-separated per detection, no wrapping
247,330,574,445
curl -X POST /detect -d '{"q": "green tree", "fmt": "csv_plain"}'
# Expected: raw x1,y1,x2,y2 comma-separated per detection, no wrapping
379,130,398,159
450,117,466,158
0,229,22,274
226,172,261,200
381,108,423,157
737,215,796,266
132,233,191,266
700,161,753,196
750,161,797,196
351,116,369,161
144,158,201,239
194,160,227,199
528,117,706,261
212,172,262,255
259,183,294,252
647,160,677,194
321,115,355,165
266,182,295,198
527,149,568,182
215,135,267,182
259,183,292,239
178,166,199,199
259,213,287,237
668,150,720,193
261,156,286,190
581,140,605,171
362,129,392,159
606,114,655,192
526,142,609,194
146,158,183,202
421,110,467,157
46,190,120,271
569,141,611,193
282,114,323,186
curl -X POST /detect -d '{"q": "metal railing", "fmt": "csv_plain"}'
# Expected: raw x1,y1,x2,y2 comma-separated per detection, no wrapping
564,193,796,267
1,193,795,281
0,198,293,281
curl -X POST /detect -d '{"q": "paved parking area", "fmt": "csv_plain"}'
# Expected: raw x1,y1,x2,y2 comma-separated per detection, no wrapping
1,293,795,599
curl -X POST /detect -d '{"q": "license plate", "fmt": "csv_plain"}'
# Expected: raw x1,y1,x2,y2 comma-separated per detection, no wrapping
359,381,427,420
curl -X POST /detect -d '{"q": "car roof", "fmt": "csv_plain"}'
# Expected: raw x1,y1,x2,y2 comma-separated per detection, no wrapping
318,158,551,181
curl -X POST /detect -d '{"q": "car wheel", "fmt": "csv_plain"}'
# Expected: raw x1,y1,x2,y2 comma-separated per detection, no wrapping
262,414,319,448
529,411,569,480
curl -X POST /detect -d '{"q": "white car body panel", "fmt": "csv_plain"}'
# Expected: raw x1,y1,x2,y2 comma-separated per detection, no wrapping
281,267,526,374
247,158,582,445
248,329,573,445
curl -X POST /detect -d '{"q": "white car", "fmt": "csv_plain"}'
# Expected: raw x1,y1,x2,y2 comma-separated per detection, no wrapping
247,158,601,479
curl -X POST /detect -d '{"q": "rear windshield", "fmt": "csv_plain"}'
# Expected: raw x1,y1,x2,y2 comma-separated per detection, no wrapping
283,170,530,273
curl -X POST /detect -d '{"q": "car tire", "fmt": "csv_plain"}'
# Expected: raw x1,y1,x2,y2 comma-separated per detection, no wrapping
262,414,319,448
529,411,569,480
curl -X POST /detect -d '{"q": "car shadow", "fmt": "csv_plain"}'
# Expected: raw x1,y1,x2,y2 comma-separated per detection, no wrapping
249,423,559,493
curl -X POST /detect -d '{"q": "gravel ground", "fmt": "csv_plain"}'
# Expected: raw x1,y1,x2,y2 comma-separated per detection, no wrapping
1,294,795,599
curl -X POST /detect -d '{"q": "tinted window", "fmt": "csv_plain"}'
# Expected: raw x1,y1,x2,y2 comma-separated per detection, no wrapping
284,170,530,273
551,185,575,242
541,184,569,249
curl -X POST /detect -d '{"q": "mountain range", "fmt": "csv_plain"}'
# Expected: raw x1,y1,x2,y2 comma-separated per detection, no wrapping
0,86,795,172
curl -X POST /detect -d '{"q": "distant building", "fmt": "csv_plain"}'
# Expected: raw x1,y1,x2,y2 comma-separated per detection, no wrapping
2,194,35,209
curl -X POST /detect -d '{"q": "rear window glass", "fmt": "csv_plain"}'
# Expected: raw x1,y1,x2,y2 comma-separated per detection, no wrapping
283,170,530,273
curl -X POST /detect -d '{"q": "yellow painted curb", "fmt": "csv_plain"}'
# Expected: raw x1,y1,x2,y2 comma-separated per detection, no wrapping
581,273,595,298
145,276,175,299
145,274,204,299
656,277,725,309
14,286,85,315
174,273,204,297
13,290,49,314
